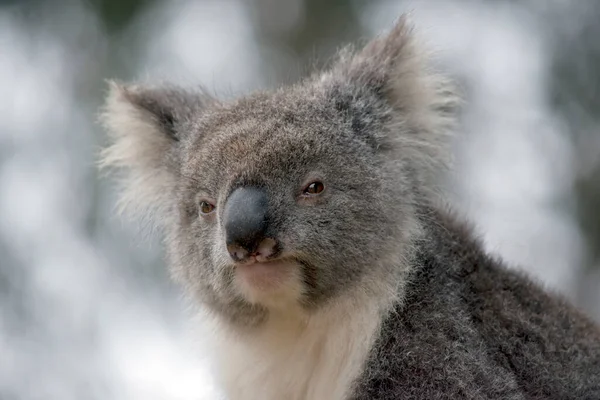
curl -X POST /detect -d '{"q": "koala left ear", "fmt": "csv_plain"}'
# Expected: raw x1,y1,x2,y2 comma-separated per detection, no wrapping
99,81,211,221
321,15,460,194
329,15,460,136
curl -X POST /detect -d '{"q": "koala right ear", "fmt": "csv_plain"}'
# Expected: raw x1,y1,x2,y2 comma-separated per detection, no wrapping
99,81,210,221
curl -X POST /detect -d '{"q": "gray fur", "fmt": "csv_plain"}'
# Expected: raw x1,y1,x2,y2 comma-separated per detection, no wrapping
100,16,600,399
352,207,600,399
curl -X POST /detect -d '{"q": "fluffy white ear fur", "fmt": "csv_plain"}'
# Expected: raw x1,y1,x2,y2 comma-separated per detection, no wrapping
350,17,458,130
98,81,206,225
327,16,461,196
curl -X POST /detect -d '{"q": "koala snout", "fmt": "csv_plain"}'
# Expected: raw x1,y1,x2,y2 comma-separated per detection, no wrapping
223,186,279,262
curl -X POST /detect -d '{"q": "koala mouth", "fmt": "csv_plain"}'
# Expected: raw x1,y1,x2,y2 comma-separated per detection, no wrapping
235,258,298,293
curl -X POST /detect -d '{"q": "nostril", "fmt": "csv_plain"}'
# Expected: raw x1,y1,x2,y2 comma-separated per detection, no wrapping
227,244,249,262
226,238,279,263
255,238,278,260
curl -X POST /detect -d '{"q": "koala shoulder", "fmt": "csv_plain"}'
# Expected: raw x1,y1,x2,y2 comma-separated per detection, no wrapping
352,207,600,399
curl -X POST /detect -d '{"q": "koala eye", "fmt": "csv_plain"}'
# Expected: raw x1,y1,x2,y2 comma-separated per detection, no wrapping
303,181,325,195
199,200,216,215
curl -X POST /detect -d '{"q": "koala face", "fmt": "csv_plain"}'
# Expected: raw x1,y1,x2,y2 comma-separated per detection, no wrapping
167,86,414,324
100,18,458,327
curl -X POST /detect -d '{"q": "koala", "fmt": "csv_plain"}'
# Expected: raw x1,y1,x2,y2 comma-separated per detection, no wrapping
100,16,600,400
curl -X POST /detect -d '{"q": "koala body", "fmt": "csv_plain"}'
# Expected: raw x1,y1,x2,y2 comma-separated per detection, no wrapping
101,17,600,400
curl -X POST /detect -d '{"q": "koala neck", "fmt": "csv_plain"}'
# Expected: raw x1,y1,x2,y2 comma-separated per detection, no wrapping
207,278,398,400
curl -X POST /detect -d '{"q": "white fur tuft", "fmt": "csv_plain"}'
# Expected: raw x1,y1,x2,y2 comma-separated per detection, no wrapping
98,81,178,226
331,16,462,199
208,289,388,400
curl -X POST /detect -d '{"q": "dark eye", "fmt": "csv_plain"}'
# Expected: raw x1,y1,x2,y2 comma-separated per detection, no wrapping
303,181,325,195
199,200,215,215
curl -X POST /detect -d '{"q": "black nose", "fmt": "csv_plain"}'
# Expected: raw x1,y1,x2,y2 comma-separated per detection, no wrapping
223,186,275,262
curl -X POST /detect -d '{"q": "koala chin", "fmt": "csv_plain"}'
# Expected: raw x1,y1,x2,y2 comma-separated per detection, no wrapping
100,15,600,400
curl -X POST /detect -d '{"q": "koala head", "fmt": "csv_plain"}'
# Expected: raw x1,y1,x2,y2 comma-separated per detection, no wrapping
100,17,458,327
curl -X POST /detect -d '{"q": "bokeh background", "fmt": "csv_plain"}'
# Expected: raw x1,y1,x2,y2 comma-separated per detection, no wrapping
1,0,599,399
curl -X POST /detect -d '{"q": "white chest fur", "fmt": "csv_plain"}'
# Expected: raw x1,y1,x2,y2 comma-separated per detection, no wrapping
208,296,383,400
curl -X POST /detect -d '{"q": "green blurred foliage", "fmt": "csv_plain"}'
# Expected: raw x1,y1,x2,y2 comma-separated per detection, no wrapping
89,0,155,32
549,3,600,269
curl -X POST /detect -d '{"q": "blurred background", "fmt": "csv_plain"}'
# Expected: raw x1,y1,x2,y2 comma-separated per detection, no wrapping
1,0,599,399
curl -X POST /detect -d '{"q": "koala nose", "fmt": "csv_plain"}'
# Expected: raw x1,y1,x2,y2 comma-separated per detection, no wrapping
223,187,277,262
